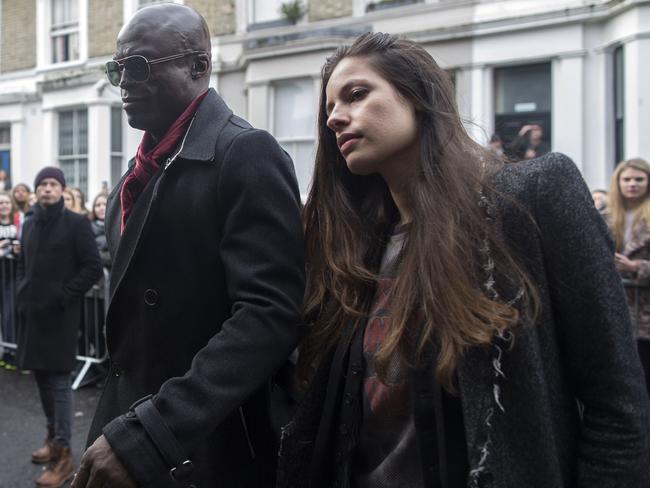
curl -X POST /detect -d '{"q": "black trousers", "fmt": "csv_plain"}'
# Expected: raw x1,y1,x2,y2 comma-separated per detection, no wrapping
638,340,650,397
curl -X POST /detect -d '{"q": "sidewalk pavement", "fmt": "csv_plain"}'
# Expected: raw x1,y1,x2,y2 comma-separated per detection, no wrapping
0,367,101,488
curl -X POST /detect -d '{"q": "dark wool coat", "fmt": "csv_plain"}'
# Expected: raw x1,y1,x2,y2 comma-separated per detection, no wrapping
16,198,102,371
87,89,305,488
276,153,650,488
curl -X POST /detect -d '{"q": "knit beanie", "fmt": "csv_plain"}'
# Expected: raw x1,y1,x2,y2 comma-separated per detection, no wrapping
34,167,66,189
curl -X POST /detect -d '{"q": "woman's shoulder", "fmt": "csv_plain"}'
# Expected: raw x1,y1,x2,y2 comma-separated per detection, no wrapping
492,152,581,194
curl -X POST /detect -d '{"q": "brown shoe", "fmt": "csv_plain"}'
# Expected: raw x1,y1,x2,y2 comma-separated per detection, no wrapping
31,426,54,464
35,443,74,488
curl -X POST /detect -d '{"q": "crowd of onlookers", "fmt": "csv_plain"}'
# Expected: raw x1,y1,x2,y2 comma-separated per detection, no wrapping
0,181,110,371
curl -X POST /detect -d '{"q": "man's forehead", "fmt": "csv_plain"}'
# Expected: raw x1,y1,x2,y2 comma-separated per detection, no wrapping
116,26,190,60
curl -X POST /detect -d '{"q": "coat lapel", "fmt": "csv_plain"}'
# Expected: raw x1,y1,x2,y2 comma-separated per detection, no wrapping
623,219,650,257
105,163,133,262
108,167,163,302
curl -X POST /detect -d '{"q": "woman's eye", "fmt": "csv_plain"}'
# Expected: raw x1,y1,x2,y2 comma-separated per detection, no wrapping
350,89,366,101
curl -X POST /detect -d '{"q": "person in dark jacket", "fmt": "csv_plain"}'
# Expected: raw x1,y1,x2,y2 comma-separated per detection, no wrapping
276,33,650,488
17,167,102,488
72,4,304,488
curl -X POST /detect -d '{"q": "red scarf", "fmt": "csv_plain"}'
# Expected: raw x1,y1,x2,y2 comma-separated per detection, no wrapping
120,90,209,232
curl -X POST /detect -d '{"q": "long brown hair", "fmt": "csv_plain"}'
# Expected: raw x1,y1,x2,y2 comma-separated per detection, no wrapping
608,157,650,252
300,32,537,390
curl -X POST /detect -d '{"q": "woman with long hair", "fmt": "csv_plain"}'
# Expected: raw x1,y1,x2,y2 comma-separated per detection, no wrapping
89,193,110,268
0,190,18,369
69,186,88,216
277,33,649,488
62,188,76,211
607,157,650,395
11,183,31,237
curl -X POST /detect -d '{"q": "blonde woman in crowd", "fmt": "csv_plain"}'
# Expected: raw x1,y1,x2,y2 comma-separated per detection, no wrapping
62,188,76,211
69,187,89,216
608,157,650,395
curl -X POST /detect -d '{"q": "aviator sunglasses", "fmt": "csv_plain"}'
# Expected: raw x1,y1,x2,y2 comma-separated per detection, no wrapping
105,50,207,86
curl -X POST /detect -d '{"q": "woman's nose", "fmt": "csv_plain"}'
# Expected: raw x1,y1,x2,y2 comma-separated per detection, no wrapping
326,107,348,132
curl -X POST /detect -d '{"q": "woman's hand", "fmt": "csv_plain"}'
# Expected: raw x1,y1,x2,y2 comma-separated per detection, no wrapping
614,253,640,274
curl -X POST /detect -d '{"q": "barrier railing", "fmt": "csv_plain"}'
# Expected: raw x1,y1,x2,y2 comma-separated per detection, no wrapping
0,257,109,390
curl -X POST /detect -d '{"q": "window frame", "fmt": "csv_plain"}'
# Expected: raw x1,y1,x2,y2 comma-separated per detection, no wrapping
270,76,318,199
57,108,89,196
49,0,81,64
613,44,625,166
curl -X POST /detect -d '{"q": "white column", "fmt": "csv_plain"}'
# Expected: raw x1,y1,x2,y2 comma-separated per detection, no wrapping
87,103,111,199
581,48,611,189
552,55,584,172
42,109,57,168
466,65,492,145
10,121,24,185
247,83,270,130
624,37,650,160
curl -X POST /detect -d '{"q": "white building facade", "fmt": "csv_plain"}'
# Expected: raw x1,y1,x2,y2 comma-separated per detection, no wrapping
0,0,648,200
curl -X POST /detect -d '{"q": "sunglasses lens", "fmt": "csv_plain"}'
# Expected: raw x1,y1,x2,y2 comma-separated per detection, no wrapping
105,61,121,86
124,56,150,82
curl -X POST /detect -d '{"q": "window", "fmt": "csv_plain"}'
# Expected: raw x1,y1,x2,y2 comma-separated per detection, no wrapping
51,0,79,63
493,62,552,151
365,0,422,13
111,107,124,188
58,109,88,196
614,45,625,165
273,78,315,197
138,0,177,7
0,126,10,186
250,0,284,24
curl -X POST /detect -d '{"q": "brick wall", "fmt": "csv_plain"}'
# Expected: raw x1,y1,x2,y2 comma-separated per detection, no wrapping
185,0,236,37
88,0,123,58
0,0,37,73
309,0,353,21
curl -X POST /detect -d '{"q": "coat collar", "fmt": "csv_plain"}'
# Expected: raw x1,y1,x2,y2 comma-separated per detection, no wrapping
623,218,650,257
170,88,233,163
105,89,233,304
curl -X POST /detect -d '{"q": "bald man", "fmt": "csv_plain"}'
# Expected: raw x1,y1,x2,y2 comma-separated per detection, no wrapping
72,5,304,487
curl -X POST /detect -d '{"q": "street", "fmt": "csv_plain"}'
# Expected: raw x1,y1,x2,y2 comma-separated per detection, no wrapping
0,367,100,488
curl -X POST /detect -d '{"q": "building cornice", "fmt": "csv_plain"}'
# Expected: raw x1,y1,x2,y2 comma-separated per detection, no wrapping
214,0,650,70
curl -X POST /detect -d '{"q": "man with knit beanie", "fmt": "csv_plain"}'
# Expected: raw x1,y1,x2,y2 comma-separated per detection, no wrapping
16,166,102,488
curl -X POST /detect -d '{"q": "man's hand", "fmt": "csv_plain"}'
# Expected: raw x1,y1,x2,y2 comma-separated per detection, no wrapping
615,253,640,274
71,435,137,488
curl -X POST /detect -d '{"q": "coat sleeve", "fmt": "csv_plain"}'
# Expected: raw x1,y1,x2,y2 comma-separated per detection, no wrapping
533,154,650,486
633,259,650,284
62,217,103,299
102,129,305,485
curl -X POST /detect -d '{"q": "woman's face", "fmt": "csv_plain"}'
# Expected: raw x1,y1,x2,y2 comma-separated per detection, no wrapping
71,188,83,208
94,196,107,221
325,56,419,184
63,191,74,210
0,196,11,217
619,167,649,203
13,185,29,204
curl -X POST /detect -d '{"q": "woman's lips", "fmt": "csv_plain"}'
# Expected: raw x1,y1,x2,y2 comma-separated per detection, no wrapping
340,136,361,156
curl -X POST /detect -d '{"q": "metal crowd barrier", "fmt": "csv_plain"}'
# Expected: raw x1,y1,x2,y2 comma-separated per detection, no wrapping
0,256,110,390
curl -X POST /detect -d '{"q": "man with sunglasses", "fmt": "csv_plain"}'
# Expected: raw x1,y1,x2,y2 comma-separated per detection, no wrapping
72,4,304,488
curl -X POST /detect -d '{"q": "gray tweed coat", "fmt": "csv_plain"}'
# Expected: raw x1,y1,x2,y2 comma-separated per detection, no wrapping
277,153,650,488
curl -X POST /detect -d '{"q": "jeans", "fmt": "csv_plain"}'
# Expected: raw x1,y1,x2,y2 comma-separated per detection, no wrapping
33,370,73,448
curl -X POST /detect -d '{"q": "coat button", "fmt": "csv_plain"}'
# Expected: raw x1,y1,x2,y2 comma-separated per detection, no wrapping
144,288,159,306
